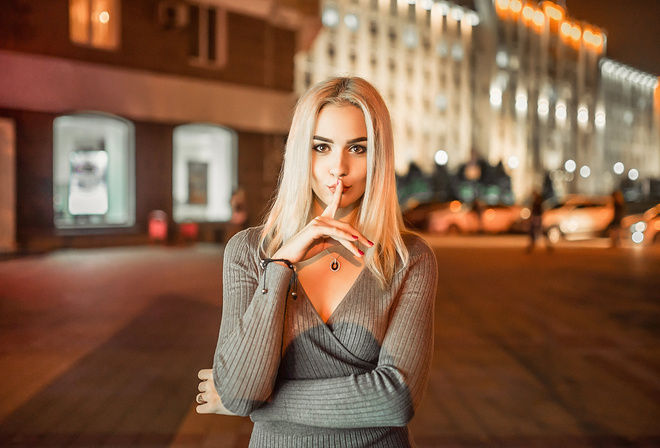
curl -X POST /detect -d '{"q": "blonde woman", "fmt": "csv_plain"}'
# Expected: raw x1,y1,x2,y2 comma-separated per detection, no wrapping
196,77,438,447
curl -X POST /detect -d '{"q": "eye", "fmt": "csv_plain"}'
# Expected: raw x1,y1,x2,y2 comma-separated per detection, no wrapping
349,144,367,154
313,143,330,153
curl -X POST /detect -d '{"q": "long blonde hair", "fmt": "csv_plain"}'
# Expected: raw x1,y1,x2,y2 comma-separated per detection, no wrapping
260,76,409,288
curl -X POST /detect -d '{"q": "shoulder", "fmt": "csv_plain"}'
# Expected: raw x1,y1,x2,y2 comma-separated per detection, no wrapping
402,232,436,267
224,226,264,267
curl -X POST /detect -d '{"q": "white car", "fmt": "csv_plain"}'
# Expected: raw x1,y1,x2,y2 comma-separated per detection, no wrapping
543,195,614,243
622,204,660,245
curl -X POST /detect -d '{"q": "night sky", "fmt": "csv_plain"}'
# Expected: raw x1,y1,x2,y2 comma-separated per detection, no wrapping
565,0,660,76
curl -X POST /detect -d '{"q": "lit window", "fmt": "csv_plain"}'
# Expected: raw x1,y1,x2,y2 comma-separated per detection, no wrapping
53,113,135,229
69,0,120,50
173,125,237,223
189,4,227,67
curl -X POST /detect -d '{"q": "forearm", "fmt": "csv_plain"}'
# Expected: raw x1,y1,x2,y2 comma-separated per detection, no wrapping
214,258,294,416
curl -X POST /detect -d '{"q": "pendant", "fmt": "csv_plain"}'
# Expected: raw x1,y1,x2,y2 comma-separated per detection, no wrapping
330,258,341,272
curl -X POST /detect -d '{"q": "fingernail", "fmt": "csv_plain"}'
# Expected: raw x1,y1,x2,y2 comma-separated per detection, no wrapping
352,235,358,239
358,250,364,256
367,240,374,247
336,179,340,186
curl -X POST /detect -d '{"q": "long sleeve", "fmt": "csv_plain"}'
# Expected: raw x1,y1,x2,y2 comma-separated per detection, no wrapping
249,237,437,428
212,228,293,416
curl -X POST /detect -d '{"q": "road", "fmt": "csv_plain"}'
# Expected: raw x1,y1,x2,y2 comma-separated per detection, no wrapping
0,235,658,447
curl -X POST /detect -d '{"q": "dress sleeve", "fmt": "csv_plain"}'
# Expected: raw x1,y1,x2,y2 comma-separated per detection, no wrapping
212,229,293,416
249,239,438,428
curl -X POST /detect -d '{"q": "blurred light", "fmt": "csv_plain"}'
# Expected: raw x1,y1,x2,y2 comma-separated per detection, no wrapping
435,150,449,166
543,3,564,21
520,208,531,220
490,87,503,107
420,0,434,11
555,103,567,121
451,7,464,21
521,5,534,21
484,209,496,221
632,231,644,244
624,110,633,124
407,0,417,4
496,0,510,11
537,99,549,116
628,169,639,181
450,200,462,212
613,162,624,175
99,11,110,24
438,2,450,16
633,221,647,233
560,21,572,38
565,159,576,173
510,0,522,13
515,93,528,113
322,7,340,27
451,43,463,60
580,165,591,178
344,13,359,31
577,107,589,124
532,10,545,27
466,11,480,26
496,50,508,68
570,24,581,41
595,111,606,128
601,60,614,74
508,156,519,169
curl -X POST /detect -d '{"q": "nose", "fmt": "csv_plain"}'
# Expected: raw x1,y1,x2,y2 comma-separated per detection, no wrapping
328,150,348,179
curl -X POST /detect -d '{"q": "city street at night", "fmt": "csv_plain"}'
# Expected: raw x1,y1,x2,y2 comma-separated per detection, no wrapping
0,236,658,447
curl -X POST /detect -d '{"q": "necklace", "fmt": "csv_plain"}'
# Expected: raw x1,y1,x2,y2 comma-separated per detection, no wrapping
324,239,347,272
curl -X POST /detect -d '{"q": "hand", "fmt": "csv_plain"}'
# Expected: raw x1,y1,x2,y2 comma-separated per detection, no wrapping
272,179,373,263
196,369,237,415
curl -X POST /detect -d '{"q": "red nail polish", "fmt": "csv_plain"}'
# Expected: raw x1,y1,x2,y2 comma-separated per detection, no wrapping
368,240,374,247
358,250,364,256
352,235,358,239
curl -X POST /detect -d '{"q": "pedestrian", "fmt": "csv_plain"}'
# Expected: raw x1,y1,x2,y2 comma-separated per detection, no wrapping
608,190,625,247
195,76,438,447
527,190,552,252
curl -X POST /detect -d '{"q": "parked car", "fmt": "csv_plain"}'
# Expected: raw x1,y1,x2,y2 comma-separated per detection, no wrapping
402,199,452,232
427,200,522,234
542,195,614,243
621,204,660,245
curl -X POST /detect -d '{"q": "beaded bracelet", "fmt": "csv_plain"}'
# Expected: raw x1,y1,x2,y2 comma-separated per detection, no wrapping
260,258,298,299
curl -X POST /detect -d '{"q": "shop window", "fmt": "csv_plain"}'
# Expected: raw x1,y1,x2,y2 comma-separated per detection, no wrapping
189,4,227,67
69,0,120,50
172,124,237,223
53,113,135,229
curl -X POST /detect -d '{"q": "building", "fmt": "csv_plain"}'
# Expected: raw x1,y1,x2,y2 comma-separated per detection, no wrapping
0,0,319,252
295,0,660,203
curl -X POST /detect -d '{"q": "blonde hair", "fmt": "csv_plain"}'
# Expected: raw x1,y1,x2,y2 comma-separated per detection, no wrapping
260,76,409,288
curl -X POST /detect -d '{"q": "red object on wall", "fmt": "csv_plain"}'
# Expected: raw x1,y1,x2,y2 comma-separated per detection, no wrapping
148,210,168,242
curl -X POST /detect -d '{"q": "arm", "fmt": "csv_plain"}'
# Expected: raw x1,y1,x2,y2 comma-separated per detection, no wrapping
250,241,438,428
211,229,294,416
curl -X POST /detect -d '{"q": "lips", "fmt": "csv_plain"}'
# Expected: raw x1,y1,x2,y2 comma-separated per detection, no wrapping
328,186,350,194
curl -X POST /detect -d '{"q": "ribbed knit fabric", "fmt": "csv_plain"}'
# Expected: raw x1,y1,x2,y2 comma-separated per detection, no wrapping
213,227,438,447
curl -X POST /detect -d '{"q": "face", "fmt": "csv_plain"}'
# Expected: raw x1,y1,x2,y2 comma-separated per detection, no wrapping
311,104,368,215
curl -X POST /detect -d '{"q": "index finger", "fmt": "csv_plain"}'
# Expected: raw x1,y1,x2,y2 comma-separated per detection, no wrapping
321,178,343,219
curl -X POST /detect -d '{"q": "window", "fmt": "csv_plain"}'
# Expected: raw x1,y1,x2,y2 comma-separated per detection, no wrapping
172,124,237,223
189,4,227,67
69,0,120,50
53,113,135,229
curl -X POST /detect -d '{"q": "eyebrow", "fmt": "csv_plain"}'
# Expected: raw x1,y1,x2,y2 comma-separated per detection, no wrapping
312,136,368,144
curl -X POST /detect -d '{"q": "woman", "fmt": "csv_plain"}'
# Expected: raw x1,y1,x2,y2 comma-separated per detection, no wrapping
196,76,438,447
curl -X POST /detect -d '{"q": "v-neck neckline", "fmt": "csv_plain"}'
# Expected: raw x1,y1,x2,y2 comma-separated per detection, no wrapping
297,266,366,326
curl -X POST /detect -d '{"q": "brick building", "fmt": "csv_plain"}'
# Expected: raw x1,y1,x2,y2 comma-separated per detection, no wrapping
0,0,319,252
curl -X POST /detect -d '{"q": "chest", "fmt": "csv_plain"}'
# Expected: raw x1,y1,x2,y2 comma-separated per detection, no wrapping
297,252,364,323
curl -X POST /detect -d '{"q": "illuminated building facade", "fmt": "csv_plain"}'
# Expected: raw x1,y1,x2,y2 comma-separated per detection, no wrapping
296,0,660,202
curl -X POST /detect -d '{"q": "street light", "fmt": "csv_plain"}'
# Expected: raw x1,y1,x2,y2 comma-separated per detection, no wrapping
565,159,576,173
613,162,624,175
628,169,639,181
434,150,449,166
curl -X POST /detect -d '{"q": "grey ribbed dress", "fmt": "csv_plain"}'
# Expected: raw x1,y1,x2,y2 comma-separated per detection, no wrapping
213,227,438,447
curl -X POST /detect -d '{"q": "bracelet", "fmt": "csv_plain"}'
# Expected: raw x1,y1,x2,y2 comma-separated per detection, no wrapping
260,258,298,299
